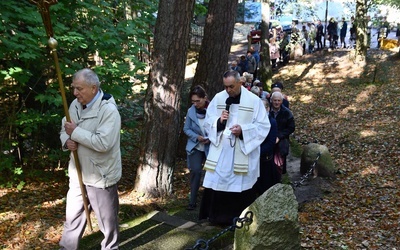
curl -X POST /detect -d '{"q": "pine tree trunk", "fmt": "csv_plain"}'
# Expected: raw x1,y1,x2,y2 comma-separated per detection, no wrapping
192,0,239,99
259,0,273,88
134,0,195,197
354,0,367,64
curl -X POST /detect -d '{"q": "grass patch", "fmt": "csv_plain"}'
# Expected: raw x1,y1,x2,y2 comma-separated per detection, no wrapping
290,138,302,158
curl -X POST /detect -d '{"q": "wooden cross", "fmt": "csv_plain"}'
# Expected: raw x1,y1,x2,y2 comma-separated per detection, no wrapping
28,0,58,38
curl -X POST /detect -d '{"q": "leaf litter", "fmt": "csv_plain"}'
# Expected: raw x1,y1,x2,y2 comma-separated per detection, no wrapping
276,49,400,249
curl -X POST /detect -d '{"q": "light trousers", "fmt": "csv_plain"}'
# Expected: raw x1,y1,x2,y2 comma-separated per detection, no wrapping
59,182,119,250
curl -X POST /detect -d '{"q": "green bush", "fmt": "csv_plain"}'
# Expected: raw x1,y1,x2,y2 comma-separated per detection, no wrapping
0,0,157,186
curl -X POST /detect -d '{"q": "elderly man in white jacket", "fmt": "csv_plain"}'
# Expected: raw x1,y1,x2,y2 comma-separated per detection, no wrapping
60,68,121,250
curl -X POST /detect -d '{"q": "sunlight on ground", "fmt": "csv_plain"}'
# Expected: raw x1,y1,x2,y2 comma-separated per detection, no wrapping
338,85,377,116
0,211,21,226
293,64,308,75
360,129,377,138
38,198,65,208
327,78,345,85
339,106,357,116
355,85,376,103
298,94,313,103
296,52,365,80
360,165,381,177
0,198,95,248
0,189,12,198
294,81,312,89
314,117,329,125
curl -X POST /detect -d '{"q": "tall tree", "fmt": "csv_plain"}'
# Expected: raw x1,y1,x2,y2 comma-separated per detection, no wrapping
134,0,195,197
191,0,239,99
259,0,273,88
352,0,369,63
353,0,400,61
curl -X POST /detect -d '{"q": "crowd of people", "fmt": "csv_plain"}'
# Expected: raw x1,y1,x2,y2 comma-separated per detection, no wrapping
183,69,295,226
282,15,397,53
231,45,260,78
56,13,400,248
231,14,388,74
181,14,399,230
59,60,296,248
262,14,397,60
238,16,400,79
181,15,399,226
60,67,295,246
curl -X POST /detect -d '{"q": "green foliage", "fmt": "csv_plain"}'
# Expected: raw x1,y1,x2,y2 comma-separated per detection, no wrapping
0,0,157,187
16,181,26,191
194,0,209,18
375,0,400,9
119,99,145,157
290,138,303,158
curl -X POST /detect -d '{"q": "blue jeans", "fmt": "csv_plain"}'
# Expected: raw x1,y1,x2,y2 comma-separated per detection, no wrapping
187,149,206,205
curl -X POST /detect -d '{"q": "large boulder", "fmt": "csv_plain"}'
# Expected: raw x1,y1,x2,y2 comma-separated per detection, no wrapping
300,143,336,178
234,184,300,250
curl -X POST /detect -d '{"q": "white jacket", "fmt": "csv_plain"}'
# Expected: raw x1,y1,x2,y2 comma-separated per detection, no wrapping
60,91,122,188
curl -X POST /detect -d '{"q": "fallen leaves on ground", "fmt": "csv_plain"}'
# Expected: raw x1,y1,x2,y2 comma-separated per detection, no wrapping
276,49,400,249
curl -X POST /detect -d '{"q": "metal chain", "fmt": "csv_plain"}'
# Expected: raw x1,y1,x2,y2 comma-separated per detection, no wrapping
186,211,253,250
293,152,321,188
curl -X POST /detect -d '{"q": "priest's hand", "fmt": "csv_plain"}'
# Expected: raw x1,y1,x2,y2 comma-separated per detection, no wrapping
220,110,229,124
230,124,242,137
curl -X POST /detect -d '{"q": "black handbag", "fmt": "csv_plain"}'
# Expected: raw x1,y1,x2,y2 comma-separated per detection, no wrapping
279,138,289,156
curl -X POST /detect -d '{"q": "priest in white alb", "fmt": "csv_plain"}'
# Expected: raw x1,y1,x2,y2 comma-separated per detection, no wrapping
199,70,270,225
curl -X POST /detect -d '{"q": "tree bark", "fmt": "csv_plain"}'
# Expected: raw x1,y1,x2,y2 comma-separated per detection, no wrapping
354,0,367,64
259,0,273,88
192,0,239,99
134,0,195,197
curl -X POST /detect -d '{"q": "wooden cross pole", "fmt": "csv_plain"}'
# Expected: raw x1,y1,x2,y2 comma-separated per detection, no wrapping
29,0,93,232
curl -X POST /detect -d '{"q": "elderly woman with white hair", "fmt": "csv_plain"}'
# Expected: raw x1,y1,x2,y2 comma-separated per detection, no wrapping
270,91,295,177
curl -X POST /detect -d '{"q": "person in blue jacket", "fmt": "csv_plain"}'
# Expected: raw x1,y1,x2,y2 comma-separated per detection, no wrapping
183,85,210,210
255,100,279,195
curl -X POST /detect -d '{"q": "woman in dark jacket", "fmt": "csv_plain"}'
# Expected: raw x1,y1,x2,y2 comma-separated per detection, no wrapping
183,85,210,210
270,92,295,176
255,100,279,195
327,18,338,49
340,18,348,48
